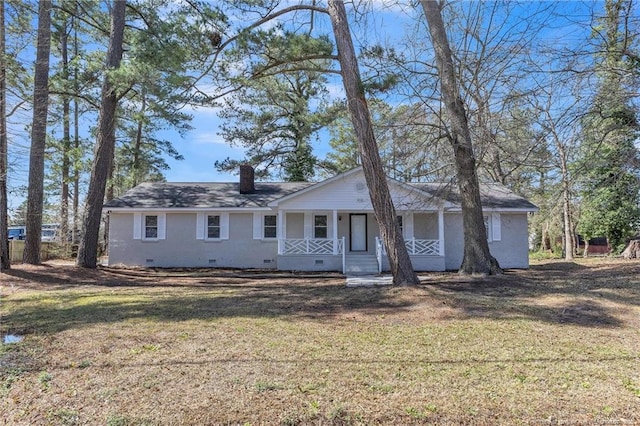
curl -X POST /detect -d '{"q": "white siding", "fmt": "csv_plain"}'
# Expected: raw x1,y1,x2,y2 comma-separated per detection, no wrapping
276,170,439,211
444,212,529,270
286,213,304,238
109,212,277,268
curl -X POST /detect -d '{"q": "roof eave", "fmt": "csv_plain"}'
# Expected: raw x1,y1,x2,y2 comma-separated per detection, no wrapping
444,207,539,212
104,206,273,213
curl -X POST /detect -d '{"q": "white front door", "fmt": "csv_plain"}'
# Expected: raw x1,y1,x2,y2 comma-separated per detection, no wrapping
350,214,367,252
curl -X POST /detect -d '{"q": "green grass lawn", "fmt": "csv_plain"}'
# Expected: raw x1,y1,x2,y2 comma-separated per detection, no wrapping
1,259,639,425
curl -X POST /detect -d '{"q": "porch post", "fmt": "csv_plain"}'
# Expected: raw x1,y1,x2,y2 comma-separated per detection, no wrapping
303,212,312,239
278,210,285,254
332,209,338,255
438,208,445,256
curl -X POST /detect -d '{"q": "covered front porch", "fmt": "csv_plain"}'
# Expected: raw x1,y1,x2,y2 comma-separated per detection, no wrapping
275,209,446,273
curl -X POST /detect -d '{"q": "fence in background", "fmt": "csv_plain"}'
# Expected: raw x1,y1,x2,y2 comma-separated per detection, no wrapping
8,240,60,263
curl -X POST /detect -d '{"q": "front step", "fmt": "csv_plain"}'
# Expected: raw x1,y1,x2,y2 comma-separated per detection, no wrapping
345,255,379,275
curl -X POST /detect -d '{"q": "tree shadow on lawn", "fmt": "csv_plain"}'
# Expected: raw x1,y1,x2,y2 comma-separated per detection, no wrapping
2,260,639,334
1,264,344,290
2,265,412,335
421,261,640,328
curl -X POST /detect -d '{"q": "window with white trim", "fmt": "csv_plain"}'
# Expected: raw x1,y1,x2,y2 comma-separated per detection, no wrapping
197,212,228,240
144,215,158,239
264,215,277,238
314,215,327,239
207,215,220,239
397,215,404,236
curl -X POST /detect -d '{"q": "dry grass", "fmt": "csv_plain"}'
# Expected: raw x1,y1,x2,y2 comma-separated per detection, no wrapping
1,258,639,425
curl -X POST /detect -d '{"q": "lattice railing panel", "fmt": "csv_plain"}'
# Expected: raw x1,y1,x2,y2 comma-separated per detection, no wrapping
281,239,341,255
408,239,440,256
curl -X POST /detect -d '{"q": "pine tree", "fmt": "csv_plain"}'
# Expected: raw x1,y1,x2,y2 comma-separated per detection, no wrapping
216,32,338,181
23,0,52,265
578,0,640,253
0,0,9,269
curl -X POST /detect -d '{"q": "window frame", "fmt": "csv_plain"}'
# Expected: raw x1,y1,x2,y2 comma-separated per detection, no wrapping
206,214,221,239
143,214,159,240
263,215,277,239
314,214,328,239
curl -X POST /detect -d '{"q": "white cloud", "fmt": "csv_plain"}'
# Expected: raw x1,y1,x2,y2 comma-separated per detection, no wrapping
191,131,227,146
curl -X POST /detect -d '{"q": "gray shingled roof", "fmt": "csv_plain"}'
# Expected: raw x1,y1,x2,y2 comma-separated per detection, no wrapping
103,182,314,209
104,178,537,211
411,182,538,210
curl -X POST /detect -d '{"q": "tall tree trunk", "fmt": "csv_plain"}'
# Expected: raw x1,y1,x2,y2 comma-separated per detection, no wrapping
60,16,71,255
72,7,80,245
132,88,146,186
103,157,115,254
0,0,9,269
327,0,419,285
77,0,126,268
559,147,574,261
541,221,550,251
23,0,52,265
421,0,501,275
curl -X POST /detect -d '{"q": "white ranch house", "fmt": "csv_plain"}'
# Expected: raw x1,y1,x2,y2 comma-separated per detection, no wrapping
104,167,537,274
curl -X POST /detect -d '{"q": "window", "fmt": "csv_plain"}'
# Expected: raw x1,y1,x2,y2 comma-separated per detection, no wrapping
145,215,158,239
314,215,327,239
264,215,277,238
207,215,220,239
134,212,165,240
197,212,228,240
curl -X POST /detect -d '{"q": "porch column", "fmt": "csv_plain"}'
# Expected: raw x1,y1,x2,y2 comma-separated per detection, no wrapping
332,210,338,255
438,208,445,256
278,210,285,254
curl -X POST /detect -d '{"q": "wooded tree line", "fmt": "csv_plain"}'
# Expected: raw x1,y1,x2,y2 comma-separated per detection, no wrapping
0,1,639,282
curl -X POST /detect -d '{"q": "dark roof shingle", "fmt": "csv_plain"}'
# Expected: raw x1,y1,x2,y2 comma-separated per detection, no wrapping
104,181,314,209
105,177,537,211
411,182,538,210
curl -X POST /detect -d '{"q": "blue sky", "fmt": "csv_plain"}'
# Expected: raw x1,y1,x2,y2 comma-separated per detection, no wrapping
157,2,408,184
160,0,601,184
6,1,612,215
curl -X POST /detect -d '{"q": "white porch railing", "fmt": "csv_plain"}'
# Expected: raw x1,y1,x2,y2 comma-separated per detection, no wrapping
278,238,345,255
406,238,440,256
376,238,441,257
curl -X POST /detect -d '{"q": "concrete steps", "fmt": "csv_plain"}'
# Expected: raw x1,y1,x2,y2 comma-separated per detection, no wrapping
345,255,379,275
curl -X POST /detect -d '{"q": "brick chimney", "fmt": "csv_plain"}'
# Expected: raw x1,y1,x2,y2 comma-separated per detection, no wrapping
239,165,255,194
